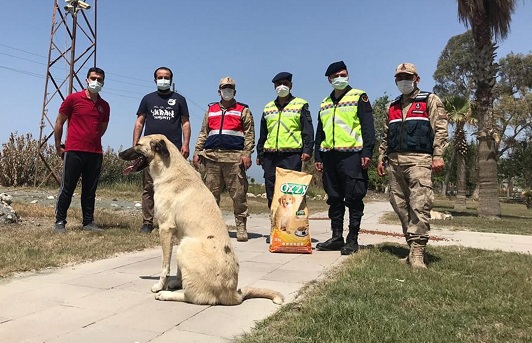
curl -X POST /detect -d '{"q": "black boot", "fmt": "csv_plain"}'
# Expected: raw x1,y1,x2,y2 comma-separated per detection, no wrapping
316,229,344,251
341,231,359,255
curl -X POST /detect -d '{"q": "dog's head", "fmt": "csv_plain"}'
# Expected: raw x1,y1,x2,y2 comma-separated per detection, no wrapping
119,134,171,175
278,194,295,208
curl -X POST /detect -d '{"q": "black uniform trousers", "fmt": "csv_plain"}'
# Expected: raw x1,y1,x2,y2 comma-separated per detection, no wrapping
261,152,302,208
55,151,103,226
322,151,368,233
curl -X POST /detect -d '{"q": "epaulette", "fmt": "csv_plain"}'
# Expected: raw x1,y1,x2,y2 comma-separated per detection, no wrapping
236,101,249,108
391,95,402,105
415,91,432,101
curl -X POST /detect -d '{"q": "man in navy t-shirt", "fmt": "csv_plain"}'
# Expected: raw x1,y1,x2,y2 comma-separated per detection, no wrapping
132,66,191,233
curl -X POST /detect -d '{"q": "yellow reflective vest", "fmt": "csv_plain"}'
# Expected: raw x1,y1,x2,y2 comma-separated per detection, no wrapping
263,97,308,152
318,89,364,152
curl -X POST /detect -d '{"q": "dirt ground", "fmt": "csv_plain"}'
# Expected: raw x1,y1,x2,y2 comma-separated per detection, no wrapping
0,187,142,230
1,186,388,231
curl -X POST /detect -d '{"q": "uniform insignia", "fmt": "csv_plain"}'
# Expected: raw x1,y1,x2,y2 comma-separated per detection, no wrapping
415,103,421,109
361,95,369,102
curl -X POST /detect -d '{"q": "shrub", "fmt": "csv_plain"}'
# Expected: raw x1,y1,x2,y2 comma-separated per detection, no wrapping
0,132,38,186
99,146,142,186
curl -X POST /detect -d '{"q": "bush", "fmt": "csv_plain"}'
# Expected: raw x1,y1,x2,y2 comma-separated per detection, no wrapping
0,132,37,186
99,146,142,186
0,132,141,188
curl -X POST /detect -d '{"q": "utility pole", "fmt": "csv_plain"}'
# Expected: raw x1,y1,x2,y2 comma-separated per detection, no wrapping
34,0,97,187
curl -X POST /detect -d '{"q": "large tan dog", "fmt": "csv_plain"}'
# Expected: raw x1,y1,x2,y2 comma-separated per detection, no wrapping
119,134,283,305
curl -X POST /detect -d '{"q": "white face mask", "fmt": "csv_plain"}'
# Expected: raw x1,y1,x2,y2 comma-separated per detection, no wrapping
397,80,415,95
87,80,103,93
331,76,349,90
220,88,235,101
276,85,290,97
156,78,171,90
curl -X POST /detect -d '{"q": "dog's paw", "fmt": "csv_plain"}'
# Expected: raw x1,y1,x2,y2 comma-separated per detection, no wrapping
151,283,164,293
155,291,175,301
168,279,182,290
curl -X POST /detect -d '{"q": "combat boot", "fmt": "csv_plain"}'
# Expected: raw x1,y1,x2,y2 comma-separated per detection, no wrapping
316,229,344,251
399,241,412,265
409,241,427,269
340,231,359,255
236,217,248,242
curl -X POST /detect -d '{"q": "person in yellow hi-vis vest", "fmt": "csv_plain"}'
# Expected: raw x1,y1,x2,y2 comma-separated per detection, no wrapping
257,72,314,244
314,61,375,255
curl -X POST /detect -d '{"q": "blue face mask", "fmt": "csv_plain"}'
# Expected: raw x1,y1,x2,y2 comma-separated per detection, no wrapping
396,80,415,94
87,80,103,93
220,88,235,101
157,79,171,90
331,76,349,90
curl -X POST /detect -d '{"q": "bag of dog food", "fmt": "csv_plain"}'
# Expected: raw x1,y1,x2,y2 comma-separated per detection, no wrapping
269,167,313,254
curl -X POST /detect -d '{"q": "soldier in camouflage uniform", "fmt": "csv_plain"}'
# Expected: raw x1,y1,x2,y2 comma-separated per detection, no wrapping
377,63,448,268
193,77,255,242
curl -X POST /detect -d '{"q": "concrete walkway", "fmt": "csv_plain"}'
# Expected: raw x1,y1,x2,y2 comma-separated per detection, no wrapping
1,201,531,343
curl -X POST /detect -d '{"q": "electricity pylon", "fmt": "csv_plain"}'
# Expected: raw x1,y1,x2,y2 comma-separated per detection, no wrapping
34,0,97,186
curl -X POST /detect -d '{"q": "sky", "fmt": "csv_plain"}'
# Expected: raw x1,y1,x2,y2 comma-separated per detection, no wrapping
1,0,531,181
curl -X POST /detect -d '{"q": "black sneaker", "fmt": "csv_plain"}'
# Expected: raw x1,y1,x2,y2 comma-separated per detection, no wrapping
140,223,154,234
54,221,66,234
82,222,104,232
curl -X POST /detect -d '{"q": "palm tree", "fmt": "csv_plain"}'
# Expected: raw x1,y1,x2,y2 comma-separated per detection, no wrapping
457,0,517,219
444,96,475,211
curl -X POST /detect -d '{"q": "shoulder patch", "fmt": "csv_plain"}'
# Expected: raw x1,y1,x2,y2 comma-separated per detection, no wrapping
361,94,369,103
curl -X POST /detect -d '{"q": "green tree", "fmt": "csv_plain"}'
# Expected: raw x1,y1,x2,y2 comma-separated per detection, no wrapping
493,53,532,158
371,95,391,192
457,0,517,219
434,31,478,200
443,96,475,210
433,30,475,99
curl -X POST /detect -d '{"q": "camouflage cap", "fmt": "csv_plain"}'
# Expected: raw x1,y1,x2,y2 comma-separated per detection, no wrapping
394,63,418,76
219,76,236,88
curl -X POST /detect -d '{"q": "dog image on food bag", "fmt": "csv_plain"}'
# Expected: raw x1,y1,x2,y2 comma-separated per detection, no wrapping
275,194,296,233
269,167,313,254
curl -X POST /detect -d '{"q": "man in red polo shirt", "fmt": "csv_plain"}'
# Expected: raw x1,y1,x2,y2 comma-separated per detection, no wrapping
53,67,111,233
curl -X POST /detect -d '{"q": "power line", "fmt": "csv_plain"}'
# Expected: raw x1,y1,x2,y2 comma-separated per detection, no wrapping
0,44,207,115
0,65,43,78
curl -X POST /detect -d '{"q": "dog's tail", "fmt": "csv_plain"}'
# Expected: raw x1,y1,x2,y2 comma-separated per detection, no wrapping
240,287,284,304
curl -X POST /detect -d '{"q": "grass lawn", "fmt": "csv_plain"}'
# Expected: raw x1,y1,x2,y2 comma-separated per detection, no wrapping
234,245,532,343
2,187,532,343
380,197,532,236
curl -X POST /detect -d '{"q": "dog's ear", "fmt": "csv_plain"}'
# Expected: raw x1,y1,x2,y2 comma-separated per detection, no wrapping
151,139,170,159
278,196,283,204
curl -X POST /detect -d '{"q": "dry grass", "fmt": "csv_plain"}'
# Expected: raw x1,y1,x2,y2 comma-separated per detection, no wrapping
0,186,330,278
0,202,158,277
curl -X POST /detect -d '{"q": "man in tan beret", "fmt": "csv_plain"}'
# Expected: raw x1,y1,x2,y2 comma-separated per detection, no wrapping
377,63,449,268
193,77,255,242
